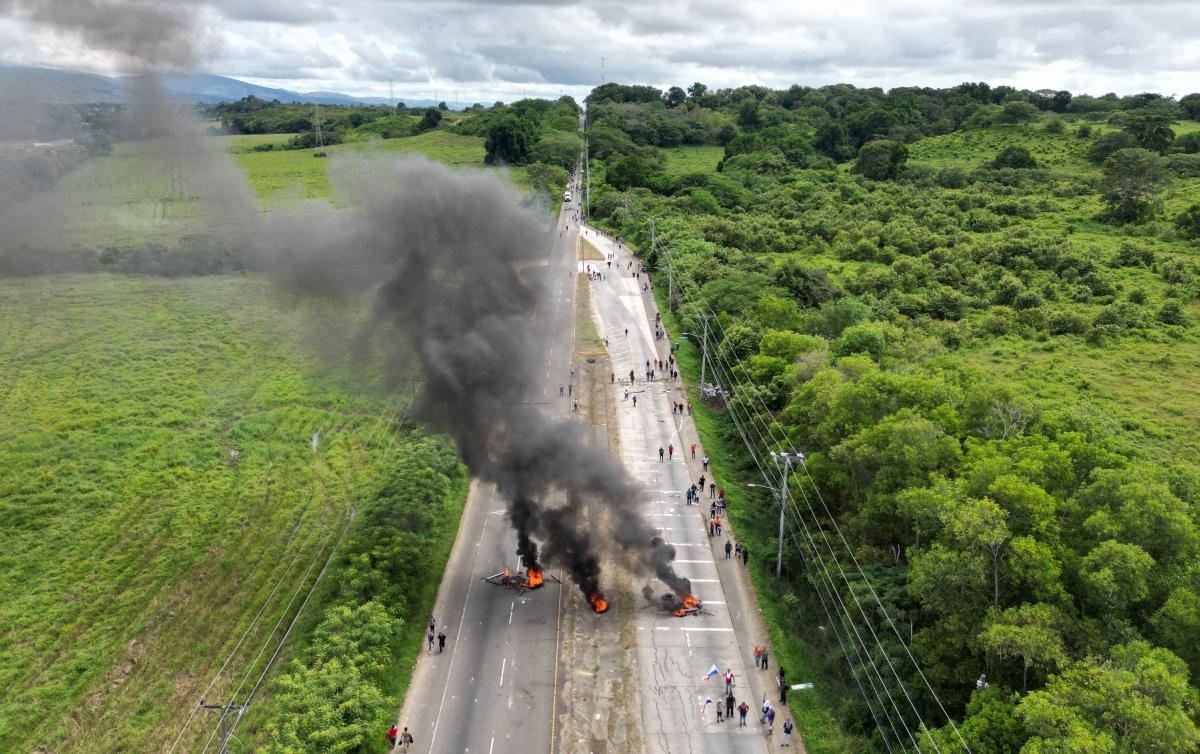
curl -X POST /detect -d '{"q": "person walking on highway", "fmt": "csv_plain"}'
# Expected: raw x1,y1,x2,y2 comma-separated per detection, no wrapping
710,482,716,498
691,443,697,459
559,384,564,396
632,396,637,407
738,701,749,726
438,630,447,653
743,545,749,566
725,540,733,559
726,691,736,720
715,699,724,723
782,719,794,747
754,644,763,668
714,515,722,536
658,446,664,462
761,646,769,670
386,725,398,748
668,443,674,460
427,627,435,653
702,455,709,471
760,697,771,724
725,669,734,694
400,727,414,752
768,707,776,736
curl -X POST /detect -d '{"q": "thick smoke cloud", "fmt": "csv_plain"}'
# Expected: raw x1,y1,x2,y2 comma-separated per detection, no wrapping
250,157,690,599
0,0,204,71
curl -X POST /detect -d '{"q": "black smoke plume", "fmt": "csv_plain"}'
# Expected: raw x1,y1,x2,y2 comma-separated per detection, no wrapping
250,157,691,600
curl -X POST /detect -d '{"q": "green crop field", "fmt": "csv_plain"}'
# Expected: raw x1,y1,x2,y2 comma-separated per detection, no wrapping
0,274,465,752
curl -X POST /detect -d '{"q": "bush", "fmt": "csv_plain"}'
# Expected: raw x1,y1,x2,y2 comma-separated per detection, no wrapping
1046,310,1087,334
1175,205,1200,240
1115,242,1156,267
1158,301,1189,326
854,139,908,180
992,146,1038,170
1088,130,1138,164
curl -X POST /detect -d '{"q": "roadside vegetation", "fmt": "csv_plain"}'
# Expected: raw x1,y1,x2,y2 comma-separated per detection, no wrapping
586,81,1200,753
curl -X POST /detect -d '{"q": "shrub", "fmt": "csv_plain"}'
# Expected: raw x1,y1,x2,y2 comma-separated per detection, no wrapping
1046,310,1087,334
1158,301,1189,326
1088,130,1138,164
1115,242,1156,267
992,146,1038,170
1176,205,1200,240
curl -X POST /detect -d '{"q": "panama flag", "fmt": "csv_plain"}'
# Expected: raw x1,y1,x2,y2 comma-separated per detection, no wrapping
702,664,720,681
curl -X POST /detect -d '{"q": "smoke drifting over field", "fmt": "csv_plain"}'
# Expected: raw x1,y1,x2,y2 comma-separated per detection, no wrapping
0,0,688,600
250,158,690,599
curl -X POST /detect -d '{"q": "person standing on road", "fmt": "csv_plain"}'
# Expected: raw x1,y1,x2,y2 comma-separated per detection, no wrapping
714,515,722,536
658,446,664,462
761,646,769,670
754,644,763,668
438,630,447,653
632,396,637,407
735,542,742,559
702,455,709,471
768,706,776,736
726,691,736,720
742,546,749,566
386,725,398,748
559,384,564,396
725,540,733,559
715,699,724,723
725,669,734,694
691,443,697,459
738,700,749,726
782,719,794,747
668,444,674,460
400,727,414,752
427,627,435,653
760,697,770,724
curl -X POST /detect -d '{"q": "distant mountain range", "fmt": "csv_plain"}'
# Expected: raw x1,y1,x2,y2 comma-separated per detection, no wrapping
0,65,454,108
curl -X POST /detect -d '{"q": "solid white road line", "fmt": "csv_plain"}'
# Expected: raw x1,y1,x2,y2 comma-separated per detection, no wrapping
499,657,506,687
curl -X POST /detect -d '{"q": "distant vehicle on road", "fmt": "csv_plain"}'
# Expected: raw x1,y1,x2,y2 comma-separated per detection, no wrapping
563,191,572,202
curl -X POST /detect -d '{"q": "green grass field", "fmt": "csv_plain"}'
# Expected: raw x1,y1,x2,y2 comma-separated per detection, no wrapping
660,145,724,175
0,274,462,752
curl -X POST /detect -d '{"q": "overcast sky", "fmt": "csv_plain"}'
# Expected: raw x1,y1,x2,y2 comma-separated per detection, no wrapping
0,0,1197,102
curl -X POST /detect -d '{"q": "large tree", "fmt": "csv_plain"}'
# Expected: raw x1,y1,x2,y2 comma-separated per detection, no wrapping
1100,147,1166,223
1123,113,1176,153
484,115,536,165
853,139,908,180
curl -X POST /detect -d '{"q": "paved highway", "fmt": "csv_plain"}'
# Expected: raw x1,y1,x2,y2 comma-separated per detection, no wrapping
583,228,771,754
395,176,583,754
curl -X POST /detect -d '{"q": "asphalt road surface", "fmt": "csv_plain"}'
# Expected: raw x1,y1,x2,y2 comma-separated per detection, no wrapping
395,177,584,754
583,227,771,754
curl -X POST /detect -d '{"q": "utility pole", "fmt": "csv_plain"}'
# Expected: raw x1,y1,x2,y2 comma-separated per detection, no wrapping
770,452,804,579
389,79,395,115
698,312,711,390
200,700,248,754
601,56,605,84
314,104,323,149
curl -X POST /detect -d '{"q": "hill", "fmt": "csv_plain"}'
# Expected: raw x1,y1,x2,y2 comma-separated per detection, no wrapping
0,65,450,107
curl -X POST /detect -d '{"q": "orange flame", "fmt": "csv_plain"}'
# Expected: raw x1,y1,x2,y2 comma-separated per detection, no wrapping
589,592,609,613
672,608,687,617
502,567,511,580
527,569,544,588
682,594,701,609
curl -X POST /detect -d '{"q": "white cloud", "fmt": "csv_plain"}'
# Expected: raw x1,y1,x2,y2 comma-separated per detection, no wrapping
1,0,1197,98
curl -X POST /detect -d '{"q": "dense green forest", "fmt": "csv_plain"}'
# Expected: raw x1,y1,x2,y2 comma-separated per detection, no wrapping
584,81,1200,753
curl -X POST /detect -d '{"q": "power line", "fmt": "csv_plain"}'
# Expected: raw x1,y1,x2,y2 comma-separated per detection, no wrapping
670,261,970,752
643,225,966,752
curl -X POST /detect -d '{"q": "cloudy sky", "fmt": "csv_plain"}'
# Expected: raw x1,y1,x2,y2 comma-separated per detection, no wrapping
0,0,1197,101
